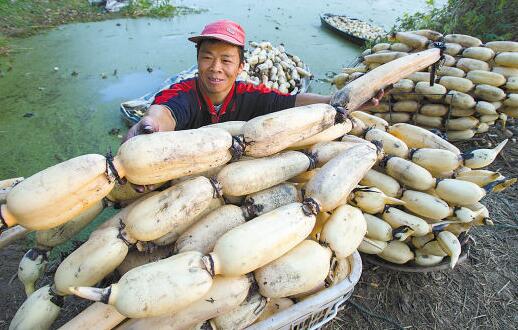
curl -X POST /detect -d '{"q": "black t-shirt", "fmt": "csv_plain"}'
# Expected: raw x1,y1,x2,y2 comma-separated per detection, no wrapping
152,77,297,130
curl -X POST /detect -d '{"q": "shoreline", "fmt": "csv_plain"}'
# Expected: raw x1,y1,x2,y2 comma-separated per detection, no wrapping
0,0,191,57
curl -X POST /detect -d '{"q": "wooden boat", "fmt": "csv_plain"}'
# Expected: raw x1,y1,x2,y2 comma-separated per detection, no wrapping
320,13,386,46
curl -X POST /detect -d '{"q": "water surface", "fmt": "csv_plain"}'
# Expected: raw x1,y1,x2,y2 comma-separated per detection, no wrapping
0,0,444,178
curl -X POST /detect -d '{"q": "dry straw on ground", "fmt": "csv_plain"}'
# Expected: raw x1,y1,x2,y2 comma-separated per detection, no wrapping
329,122,518,329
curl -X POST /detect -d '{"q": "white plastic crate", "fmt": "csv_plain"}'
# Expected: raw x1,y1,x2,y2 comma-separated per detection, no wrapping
248,251,362,330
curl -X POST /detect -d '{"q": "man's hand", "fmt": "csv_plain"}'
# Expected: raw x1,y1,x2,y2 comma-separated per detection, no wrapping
123,116,159,143
122,105,176,143
356,89,385,111
121,105,176,193
295,89,387,110
122,118,159,193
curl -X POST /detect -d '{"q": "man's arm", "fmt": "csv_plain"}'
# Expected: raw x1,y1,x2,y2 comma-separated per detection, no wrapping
122,105,177,192
123,105,176,142
146,105,177,131
294,90,385,110
294,93,331,107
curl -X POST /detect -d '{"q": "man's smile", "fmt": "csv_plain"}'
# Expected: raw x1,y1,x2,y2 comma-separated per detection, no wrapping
208,77,225,84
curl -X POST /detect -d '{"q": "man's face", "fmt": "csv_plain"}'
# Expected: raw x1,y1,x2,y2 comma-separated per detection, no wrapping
197,40,244,102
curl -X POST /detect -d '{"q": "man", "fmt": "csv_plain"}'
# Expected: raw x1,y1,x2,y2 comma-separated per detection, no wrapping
125,19,382,140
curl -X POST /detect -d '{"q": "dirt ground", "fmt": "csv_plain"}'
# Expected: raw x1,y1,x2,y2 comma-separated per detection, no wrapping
329,124,518,330
0,123,517,330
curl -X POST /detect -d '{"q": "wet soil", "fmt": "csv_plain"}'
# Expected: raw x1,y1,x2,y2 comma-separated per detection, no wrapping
328,124,518,330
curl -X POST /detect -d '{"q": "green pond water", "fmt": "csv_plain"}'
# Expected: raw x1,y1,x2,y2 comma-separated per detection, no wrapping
0,0,444,178
0,0,443,246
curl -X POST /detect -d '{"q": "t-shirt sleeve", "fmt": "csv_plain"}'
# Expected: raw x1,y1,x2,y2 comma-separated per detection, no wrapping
152,81,194,130
263,90,297,115
238,83,297,118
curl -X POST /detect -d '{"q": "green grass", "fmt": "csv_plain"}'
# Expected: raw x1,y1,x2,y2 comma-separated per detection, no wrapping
124,1,203,18
126,0,180,17
0,0,195,57
0,0,107,38
394,0,517,41
0,34,8,56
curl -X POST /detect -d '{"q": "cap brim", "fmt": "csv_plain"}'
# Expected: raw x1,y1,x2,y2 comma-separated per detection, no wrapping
188,33,244,47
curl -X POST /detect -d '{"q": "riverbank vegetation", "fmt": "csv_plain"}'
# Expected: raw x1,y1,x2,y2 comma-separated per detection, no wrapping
0,0,187,56
395,0,516,41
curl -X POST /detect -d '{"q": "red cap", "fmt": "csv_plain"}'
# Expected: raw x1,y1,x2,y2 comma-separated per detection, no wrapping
188,19,245,47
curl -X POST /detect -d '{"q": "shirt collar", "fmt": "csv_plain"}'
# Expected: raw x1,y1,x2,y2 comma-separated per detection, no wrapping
196,78,236,123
